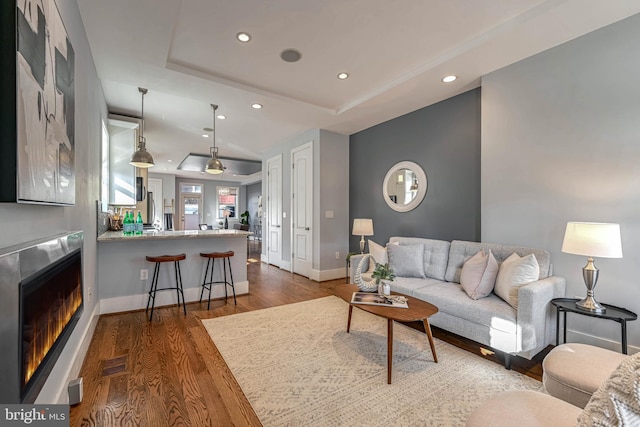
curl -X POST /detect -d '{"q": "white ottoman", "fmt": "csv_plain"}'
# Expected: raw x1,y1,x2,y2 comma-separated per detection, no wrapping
542,343,627,408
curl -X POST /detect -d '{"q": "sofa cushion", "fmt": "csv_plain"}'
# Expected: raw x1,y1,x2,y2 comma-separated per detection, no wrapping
389,237,450,281
578,351,640,426
494,253,539,309
391,277,442,297
460,250,499,300
387,243,426,278
413,282,517,334
445,240,552,284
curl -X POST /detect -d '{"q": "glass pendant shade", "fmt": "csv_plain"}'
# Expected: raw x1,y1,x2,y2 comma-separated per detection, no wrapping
130,87,154,168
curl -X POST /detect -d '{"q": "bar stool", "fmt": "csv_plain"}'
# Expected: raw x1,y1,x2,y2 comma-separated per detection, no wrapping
145,253,187,321
199,251,236,308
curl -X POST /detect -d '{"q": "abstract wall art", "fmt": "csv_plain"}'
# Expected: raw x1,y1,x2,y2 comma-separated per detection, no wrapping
15,0,75,205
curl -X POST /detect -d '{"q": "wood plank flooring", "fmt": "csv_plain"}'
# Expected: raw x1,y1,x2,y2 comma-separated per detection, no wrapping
70,247,547,426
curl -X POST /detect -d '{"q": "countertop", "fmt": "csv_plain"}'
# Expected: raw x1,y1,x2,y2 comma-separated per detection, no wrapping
98,229,252,242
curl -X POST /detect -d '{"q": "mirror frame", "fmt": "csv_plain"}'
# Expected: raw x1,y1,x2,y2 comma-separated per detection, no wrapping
382,161,428,212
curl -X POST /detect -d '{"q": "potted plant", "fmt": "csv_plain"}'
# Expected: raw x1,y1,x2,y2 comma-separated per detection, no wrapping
371,262,395,285
240,210,250,226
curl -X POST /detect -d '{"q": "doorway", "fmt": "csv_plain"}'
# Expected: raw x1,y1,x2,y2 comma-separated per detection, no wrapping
291,142,313,278
179,182,203,230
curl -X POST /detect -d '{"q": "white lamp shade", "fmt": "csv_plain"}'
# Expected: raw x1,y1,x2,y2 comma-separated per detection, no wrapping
561,222,622,258
352,218,374,236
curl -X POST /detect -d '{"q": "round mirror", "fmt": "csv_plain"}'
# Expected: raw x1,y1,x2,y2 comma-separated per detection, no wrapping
382,161,428,212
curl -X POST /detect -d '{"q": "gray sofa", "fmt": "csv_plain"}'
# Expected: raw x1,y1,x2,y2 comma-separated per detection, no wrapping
350,237,566,367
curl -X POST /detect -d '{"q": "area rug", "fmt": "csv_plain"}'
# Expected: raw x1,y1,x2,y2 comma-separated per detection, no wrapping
201,296,542,426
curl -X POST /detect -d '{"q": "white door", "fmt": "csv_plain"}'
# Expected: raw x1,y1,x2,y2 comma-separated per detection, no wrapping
291,143,313,278
148,178,163,227
266,154,282,267
180,194,203,230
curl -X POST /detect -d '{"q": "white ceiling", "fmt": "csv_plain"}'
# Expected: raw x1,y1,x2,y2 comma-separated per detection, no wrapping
76,0,640,181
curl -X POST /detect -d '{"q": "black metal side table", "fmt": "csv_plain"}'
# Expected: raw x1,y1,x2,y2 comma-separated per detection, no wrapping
551,297,637,354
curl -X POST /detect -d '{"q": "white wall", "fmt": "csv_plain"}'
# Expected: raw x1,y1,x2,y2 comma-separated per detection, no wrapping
0,0,107,402
262,128,349,278
482,14,640,351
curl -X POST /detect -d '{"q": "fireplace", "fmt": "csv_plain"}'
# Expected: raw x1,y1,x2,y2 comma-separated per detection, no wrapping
0,232,84,403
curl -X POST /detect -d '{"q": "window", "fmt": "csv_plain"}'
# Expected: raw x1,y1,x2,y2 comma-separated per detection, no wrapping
180,183,202,193
217,186,238,219
100,121,109,212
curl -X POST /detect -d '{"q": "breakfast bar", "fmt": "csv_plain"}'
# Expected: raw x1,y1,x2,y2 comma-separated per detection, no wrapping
97,229,252,313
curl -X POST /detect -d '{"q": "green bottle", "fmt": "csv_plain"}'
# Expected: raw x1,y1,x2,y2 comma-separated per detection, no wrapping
124,210,133,236
135,210,143,235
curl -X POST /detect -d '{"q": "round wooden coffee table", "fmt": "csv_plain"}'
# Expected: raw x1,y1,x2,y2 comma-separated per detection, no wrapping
335,284,439,384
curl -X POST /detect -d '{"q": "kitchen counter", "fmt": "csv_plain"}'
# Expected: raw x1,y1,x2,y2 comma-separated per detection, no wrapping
97,229,252,314
97,229,252,242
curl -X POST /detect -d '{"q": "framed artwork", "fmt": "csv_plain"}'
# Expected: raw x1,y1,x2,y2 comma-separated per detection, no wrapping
15,0,75,205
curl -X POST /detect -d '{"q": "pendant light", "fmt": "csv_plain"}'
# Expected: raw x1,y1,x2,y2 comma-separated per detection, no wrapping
410,176,418,192
130,87,155,168
205,103,225,174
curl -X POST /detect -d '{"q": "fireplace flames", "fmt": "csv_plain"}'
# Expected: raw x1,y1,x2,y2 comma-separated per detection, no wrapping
23,284,82,387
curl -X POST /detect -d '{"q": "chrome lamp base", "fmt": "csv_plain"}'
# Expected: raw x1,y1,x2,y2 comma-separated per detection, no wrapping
576,257,606,313
576,295,605,313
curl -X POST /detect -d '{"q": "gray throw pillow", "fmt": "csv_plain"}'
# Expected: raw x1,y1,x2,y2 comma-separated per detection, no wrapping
387,244,426,278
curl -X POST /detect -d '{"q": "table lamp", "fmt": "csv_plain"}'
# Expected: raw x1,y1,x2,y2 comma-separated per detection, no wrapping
561,222,622,313
352,218,374,254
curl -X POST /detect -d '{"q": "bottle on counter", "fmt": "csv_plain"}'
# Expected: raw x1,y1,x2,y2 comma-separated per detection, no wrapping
123,210,133,236
135,210,143,235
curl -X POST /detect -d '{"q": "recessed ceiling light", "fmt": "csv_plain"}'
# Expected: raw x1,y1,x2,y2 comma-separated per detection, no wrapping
251,103,263,109
217,115,226,120
337,72,349,80
442,75,457,83
236,32,251,43
167,159,173,163
202,134,209,138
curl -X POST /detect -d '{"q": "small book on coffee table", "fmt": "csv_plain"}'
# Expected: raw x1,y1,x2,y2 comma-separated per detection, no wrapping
351,292,408,308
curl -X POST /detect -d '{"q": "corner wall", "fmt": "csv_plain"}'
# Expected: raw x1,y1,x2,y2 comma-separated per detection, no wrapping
349,89,481,251
0,0,107,402
482,14,640,351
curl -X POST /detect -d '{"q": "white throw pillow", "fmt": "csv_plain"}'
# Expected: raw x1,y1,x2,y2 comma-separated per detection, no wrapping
460,250,499,300
367,240,388,273
494,253,540,308
367,240,398,272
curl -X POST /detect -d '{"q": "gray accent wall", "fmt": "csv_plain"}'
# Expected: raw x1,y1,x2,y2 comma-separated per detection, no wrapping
482,14,640,350
349,89,481,252
0,0,106,402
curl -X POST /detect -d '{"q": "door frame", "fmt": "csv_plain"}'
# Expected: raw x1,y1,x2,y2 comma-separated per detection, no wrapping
178,182,204,230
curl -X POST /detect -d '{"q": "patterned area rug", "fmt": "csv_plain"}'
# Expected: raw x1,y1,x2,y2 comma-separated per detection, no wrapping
202,296,542,426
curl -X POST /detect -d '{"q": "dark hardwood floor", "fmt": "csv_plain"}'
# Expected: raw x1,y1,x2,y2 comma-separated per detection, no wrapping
70,244,546,426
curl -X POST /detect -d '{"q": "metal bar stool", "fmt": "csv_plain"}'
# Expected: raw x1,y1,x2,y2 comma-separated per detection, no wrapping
199,251,236,308
145,253,187,321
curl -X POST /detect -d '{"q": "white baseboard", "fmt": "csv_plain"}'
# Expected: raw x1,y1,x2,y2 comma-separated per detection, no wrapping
566,329,639,354
99,281,249,314
311,267,346,282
